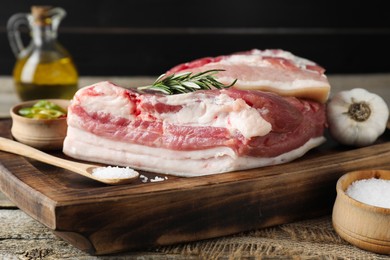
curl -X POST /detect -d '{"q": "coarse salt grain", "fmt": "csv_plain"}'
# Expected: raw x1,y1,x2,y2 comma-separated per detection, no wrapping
140,174,149,183
150,176,167,182
346,178,390,209
92,166,139,179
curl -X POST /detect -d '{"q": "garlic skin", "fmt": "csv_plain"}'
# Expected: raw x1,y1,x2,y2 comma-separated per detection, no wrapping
327,88,389,147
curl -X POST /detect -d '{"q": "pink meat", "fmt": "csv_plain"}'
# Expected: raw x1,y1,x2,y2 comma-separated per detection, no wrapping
63,81,326,176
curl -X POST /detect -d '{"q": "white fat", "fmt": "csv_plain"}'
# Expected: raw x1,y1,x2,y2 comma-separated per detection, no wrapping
221,55,269,67
65,126,237,160
77,82,135,119
221,49,317,70
228,108,271,139
252,49,317,67
63,126,326,177
158,93,272,139
217,77,329,91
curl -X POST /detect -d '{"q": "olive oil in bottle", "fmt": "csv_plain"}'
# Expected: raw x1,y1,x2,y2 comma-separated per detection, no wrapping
8,6,78,101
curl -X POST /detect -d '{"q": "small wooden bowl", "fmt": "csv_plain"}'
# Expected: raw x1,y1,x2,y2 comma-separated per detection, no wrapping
332,169,390,254
10,99,70,150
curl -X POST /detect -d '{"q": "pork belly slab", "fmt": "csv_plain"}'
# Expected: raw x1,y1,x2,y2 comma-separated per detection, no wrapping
63,81,326,177
167,49,331,103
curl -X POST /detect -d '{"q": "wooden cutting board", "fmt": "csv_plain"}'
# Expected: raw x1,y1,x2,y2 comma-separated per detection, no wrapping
1,118,390,255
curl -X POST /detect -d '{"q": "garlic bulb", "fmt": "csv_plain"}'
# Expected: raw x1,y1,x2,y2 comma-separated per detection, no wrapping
327,88,389,147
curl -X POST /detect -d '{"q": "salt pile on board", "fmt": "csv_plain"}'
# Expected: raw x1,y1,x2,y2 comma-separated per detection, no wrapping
140,174,168,183
92,166,139,179
346,178,390,209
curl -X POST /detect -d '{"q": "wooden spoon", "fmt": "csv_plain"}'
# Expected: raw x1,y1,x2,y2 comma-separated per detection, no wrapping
0,137,139,185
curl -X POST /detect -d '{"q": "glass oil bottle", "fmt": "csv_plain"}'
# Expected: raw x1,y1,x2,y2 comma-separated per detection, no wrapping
7,6,78,101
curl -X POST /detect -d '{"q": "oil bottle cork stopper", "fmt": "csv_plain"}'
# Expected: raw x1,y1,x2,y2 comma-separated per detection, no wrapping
31,6,52,25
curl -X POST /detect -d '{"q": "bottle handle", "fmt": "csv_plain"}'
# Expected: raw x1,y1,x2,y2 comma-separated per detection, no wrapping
48,7,66,32
7,13,30,57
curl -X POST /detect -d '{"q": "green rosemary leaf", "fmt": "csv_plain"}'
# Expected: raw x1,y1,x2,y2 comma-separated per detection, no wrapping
153,73,167,84
172,72,191,79
182,81,201,89
137,69,236,95
192,69,224,78
172,85,186,90
194,81,209,89
147,86,171,95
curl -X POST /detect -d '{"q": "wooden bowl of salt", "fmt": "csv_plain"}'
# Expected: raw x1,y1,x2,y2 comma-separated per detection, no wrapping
332,169,390,255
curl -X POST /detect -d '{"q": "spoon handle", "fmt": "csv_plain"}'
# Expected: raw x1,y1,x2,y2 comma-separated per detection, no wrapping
0,137,97,179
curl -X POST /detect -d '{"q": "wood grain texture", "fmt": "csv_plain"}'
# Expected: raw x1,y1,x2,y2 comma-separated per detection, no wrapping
1,119,390,255
0,192,14,208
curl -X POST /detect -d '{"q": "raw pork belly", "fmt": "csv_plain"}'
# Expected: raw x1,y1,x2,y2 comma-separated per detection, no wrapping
167,49,330,103
63,81,326,177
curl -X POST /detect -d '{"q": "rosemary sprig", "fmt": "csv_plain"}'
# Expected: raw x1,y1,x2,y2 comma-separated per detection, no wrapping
137,69,237,95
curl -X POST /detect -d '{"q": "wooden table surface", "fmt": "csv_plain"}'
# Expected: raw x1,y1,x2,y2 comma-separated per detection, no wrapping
1,74,390,259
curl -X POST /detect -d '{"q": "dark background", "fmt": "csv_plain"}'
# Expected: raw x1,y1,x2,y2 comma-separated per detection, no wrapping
1,0,390,76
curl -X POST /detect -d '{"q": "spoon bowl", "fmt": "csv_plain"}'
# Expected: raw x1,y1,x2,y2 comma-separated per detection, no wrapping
0,137,139,185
